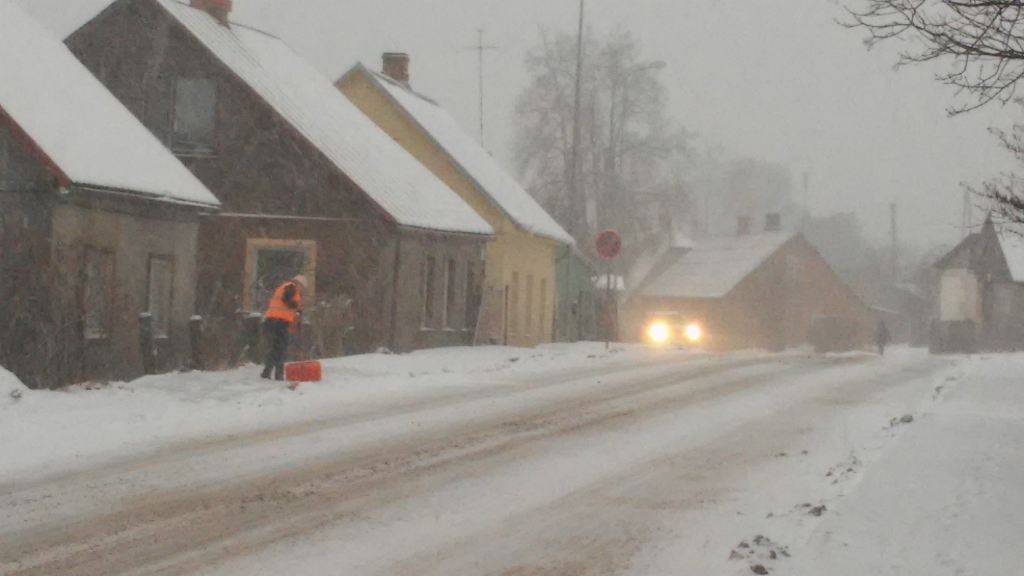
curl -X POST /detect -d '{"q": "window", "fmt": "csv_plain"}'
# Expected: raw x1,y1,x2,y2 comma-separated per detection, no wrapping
244,239,316,313
422,256,437,327
508,272,519,337
525,274,535,338
83,247,114,339
147,255,174,338
173,78,217,152
539,278,548,343
464,265,479,331
443,259,458,329
145,76,218,154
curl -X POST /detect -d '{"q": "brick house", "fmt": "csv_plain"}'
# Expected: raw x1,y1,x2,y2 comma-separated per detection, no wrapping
624,216,871,352
0,0,220,388
66,0,494,360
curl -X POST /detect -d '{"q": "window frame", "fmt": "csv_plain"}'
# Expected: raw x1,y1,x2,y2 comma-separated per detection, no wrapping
83,246,115,341
422,256,438,329
443,258,459,330
146,254,175,339
171,77,219,155
243,239,317,314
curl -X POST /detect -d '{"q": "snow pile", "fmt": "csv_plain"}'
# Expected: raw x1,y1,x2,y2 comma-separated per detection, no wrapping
1,366,28,407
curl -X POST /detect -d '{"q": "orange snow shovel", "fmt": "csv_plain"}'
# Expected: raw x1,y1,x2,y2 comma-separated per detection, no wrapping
285,318,321,390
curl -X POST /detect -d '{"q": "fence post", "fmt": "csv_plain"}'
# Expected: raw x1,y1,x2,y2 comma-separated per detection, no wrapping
188,315,203,371
138,313,156,375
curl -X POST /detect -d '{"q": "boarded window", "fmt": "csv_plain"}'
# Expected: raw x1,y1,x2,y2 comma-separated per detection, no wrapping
422,256,437,327
147,255,174,338
444,259,458,329
525,274,534,338
244,239,316,313
539,278,548,343
83,248,114,339
172,78,217,152
508,272,519,337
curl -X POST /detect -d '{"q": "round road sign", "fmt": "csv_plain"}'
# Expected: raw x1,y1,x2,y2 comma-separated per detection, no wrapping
596,230,622,259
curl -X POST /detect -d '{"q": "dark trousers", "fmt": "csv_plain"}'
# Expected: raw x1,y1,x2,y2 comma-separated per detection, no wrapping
262,319,290,380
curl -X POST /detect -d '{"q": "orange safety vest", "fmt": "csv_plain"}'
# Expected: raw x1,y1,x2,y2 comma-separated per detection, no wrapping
264,281,302,328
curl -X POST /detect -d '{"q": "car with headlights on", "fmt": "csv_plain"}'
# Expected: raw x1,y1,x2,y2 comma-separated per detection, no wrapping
642,311,704,348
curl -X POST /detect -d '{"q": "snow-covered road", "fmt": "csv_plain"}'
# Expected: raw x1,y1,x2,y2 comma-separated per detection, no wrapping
0,347,955,575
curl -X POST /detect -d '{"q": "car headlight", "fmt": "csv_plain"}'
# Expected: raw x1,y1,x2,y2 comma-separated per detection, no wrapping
685,323,703,342
648,321,670,343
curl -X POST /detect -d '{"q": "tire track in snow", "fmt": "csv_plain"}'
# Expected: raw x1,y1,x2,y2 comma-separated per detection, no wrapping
0,355,826,576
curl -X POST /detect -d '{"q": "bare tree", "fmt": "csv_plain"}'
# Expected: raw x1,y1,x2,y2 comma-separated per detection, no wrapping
513,27,692,251
973,109,1024,223
844,0,1024,114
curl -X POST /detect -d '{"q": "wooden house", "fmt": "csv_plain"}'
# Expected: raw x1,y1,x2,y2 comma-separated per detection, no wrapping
0,0,220,388
337,58,574,348
624,216,871,352
65,0,494,359
933,216,1024,352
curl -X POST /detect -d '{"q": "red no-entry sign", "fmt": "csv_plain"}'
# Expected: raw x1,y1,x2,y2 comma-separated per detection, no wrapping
596,230,621,259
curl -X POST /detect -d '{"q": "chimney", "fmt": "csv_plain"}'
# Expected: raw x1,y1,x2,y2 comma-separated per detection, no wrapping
765,212,782,232
737,216,751,236
382,53,410,84
191,0,232,26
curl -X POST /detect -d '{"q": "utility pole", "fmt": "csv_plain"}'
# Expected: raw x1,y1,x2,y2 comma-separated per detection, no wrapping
962,188,974,239
890,203,899,284
570,0,586,243
463,29,498,146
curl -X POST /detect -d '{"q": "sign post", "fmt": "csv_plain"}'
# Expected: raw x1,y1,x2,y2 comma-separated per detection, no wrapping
595,230,622,349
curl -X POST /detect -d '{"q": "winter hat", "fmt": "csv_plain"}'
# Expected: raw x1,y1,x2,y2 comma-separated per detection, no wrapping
293,275,309,289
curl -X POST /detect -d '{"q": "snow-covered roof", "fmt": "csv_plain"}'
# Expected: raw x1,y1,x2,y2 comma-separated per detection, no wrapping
998,231,1024,283
346,66,573,245
152,0,493,235
640,231,796,299
0,0,218,207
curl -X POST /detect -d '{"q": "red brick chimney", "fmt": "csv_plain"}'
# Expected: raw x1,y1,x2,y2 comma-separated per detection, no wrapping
382,53,410,84
191,0,232,26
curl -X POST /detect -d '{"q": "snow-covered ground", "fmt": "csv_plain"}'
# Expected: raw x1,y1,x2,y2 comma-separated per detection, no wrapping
3,345,1021,576
0,343,695,485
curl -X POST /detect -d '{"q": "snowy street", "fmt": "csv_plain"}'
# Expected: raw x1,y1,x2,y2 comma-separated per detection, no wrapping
0,346,1013,575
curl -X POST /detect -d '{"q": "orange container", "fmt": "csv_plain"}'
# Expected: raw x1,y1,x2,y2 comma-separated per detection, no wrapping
285,361,322,382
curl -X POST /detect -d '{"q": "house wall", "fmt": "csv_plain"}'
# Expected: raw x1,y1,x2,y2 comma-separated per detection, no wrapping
51,198,200,381
67,0,488,359
1,119,203,387
339,70,558,347
624,236,871,352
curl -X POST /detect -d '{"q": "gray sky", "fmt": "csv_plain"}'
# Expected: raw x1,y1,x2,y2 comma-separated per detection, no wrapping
20,0,1018,247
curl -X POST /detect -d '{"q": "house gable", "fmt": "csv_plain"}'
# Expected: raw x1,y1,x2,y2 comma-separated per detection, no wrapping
337,67,510,235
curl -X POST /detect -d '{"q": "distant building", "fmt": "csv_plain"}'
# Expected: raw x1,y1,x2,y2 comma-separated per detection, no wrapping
337,59,574,347
0,0,220,387
624,215,871,352
932,216,1024,352
66,0,495,358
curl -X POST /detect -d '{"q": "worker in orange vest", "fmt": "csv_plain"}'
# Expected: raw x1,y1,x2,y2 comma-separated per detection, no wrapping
261,275,307,380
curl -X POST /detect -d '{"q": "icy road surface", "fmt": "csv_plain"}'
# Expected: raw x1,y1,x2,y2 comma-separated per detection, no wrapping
0,347,960,575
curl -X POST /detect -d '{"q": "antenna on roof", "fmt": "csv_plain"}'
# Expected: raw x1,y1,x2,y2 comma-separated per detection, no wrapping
463,29,498,146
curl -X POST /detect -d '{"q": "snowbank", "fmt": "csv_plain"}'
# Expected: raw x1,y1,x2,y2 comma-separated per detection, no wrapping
0,343,689,484
1,366,28,407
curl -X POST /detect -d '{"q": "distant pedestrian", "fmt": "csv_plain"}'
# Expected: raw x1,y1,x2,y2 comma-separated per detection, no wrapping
261,275,307,380
875,319,891,356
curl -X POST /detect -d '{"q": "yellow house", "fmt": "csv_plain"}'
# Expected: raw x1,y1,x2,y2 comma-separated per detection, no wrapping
337,54,575,347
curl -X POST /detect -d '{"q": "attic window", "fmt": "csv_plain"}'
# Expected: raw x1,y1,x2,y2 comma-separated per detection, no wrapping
173,78,218,152
145,76,218,155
